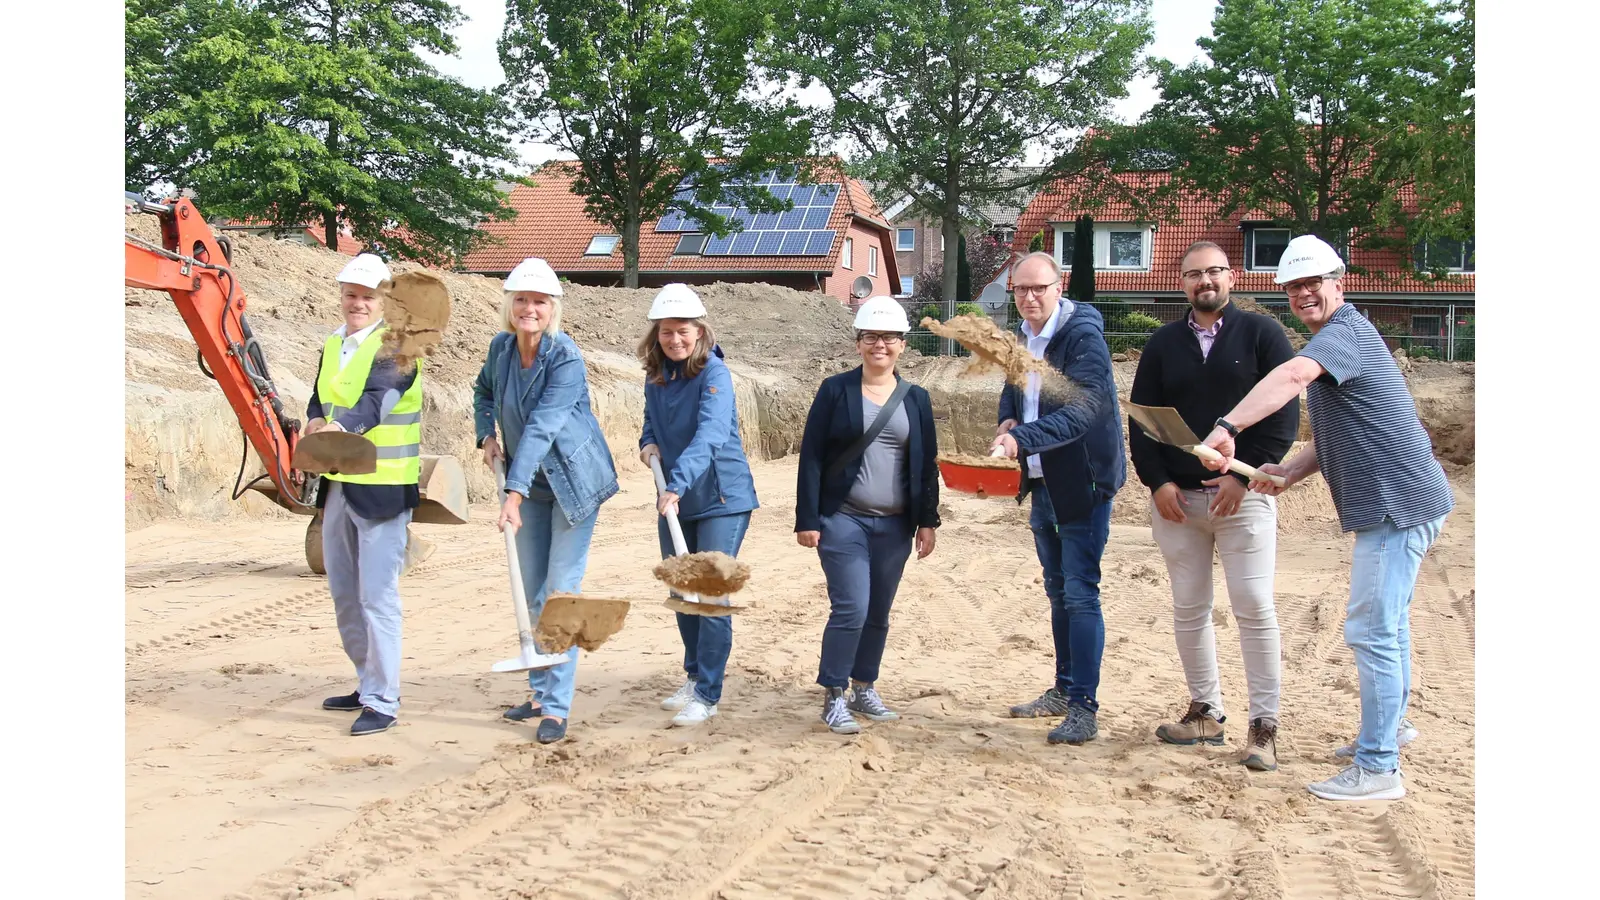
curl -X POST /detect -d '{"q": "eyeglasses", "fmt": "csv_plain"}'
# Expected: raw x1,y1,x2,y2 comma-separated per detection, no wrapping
1012,283,1056,297
1283,277,1326,296
858,333,903,346
1181,266,1231,281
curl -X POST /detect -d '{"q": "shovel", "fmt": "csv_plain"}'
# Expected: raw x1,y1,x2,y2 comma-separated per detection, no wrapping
294,429,378,476
648,455,750,617
1124,401,1287,488
490,458,570,673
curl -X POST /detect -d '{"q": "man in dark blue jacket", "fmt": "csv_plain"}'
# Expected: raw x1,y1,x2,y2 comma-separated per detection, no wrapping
990,251,1126,745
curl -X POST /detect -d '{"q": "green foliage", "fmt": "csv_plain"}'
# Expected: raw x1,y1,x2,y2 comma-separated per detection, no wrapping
953,302,985,318
1028,230,1046,253
778,0,1152,302
1096,297,1161,353
500,0,815,287
1093,0,1473,270
125,0,523,263
1452,313,1474,361
917,303,944,324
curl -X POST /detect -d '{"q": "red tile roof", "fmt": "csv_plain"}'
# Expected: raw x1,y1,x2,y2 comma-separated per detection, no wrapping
460,161,898,288
1012,172,1474,296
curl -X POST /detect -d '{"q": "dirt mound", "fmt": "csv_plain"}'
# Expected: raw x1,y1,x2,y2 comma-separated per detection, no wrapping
123,215,861,526
654,552,751,596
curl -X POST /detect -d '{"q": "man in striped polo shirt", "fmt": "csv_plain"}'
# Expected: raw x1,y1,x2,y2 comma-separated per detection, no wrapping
1196,235,1453,802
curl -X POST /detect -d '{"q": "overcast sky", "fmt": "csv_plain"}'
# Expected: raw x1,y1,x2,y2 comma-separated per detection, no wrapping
421,0,1217,170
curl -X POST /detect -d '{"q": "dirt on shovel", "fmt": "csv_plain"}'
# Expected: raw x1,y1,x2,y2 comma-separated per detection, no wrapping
383,271,452,369
653,552,751,597
535,593,631,652
920,314,1075,401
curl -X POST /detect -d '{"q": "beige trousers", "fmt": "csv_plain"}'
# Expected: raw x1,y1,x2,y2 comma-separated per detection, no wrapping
1150,488,1281,725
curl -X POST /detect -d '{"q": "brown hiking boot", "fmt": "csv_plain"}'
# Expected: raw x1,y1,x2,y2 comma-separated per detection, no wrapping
1156,700,1226,746
1243,718,1278,771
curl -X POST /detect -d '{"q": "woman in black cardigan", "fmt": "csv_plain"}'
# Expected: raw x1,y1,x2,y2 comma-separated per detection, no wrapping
794,296,941,735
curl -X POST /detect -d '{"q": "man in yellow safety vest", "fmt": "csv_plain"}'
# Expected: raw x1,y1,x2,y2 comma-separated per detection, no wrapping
304,253,423,736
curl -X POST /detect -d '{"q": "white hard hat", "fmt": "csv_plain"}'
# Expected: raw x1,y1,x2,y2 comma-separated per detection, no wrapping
647,283,707,320
853,295,910,333
1274,235,1347,285
504,257,564,295
336,253,391,289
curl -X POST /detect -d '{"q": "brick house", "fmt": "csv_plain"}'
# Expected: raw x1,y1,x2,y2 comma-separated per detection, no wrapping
877,168,1045,300
1011,171,1475,354
460,162,899,304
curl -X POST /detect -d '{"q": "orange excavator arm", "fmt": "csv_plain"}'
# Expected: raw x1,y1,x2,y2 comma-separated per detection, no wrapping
125,192,315,512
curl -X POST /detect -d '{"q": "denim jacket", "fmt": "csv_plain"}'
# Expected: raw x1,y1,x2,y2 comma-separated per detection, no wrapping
639,347,759,521
473,330,619,525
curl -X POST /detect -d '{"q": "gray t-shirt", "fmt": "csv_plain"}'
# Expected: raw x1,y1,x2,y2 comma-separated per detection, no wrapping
1299,303,1454,531
841,394,910,516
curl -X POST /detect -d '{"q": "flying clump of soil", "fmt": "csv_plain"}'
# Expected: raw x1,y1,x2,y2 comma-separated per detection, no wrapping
381,271,452,369
920,314,1076,401
654,552,751,597
535,593,631,652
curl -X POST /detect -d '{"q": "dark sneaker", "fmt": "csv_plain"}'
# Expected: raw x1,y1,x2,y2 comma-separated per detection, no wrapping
848,683,900,722
351,707,396,736
535,718,568,744
1156,700,1226,746
1243,718,1279,771
323,691,362,712
1010,686,1074,719
822,687,861,735
1047,705,1099,745
503,701,543,722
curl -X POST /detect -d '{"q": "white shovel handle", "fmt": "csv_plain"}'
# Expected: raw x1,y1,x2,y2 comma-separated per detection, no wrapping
648,455,692,557
493,459,538,643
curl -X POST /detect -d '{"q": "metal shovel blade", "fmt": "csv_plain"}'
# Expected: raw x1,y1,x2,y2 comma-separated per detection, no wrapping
1124,401,1204,449
491,638,569,673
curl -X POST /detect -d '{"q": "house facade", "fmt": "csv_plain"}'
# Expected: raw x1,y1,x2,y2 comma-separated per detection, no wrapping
878,168,1045,300
461,162,899,304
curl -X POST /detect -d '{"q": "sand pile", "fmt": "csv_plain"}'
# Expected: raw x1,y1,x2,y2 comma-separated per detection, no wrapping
936,453,1020,470
534,593,631,652
654,552,752,597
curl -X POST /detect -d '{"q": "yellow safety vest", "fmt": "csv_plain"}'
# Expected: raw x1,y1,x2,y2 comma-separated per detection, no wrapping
315,325,423,485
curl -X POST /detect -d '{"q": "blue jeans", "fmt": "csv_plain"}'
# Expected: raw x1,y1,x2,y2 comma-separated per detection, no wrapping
657,512,751,705
1029,483,1112,711
1347,514,1446,772
815,510,914,688
512,482,599,720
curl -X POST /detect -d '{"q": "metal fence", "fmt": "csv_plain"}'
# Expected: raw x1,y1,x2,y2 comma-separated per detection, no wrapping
899,297,1476,362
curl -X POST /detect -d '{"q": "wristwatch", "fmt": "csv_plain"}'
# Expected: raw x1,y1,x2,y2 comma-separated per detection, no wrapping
1214,417,1240,438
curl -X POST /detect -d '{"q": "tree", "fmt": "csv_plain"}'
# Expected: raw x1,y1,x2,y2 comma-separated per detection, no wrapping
1093,0,1473,271
910,231,1011,310
780,0,1152,305
499,0,815,288
955,234,972,305
1066,215,1095,306
125,0,523,263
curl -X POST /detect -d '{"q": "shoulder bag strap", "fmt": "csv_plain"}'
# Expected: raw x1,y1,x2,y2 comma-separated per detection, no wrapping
826,378,912,481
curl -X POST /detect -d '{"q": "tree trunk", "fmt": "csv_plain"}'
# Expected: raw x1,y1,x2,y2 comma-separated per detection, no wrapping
623,206,641,290
324,1,343,253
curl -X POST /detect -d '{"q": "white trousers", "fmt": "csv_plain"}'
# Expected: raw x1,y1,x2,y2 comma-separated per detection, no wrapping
1150,488,1281,725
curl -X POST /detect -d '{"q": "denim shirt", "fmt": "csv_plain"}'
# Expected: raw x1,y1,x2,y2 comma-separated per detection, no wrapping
473,330,619,525
639,348,759,521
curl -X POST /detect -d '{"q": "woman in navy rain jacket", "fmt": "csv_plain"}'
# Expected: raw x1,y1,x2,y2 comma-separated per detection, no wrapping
638,284,759,727
475,258,619,745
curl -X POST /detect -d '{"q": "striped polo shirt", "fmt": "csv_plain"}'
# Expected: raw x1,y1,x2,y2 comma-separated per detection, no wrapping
1299,303,1454,532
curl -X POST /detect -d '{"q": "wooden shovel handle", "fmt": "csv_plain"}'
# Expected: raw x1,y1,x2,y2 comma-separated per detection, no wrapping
1188,444,1287,488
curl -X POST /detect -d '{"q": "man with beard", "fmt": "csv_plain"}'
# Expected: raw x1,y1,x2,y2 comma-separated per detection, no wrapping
1129,241,1299,771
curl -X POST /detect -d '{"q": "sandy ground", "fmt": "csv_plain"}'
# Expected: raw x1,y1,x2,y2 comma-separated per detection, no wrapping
126,459,1475,900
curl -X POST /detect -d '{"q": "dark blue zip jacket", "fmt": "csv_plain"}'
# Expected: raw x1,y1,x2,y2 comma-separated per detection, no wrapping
640,347,759,521
795,366,941,533
998,302,1126,520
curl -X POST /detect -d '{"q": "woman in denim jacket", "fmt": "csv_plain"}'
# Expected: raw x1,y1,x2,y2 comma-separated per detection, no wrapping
636,285,759,728
474,258,619,744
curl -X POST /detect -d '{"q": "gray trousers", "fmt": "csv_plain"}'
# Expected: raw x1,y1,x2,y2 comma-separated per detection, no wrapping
1149,488,1281,725
322,482,411,717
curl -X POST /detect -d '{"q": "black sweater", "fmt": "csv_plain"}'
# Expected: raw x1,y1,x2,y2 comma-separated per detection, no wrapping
1128,303,1299,492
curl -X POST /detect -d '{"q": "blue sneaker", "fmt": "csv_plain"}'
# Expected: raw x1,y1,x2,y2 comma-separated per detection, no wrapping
351,707,396,736
1047,705,1098,745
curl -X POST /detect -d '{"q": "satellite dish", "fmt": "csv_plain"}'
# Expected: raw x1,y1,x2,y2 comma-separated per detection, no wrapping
977,280,1009,311
850,275,873,299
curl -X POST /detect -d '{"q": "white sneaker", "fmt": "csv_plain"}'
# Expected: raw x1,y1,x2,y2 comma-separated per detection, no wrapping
661,679,697,711
1334,718,1419,759
670,698,717,727
1307,764,1406,801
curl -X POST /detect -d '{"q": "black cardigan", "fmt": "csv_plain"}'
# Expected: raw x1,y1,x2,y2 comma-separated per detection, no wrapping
1128,304,1299,492
794,367,941,532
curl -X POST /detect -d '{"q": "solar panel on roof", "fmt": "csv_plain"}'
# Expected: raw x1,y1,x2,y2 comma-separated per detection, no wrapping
731,232,759,254
780,231,809,254
752,211,780,230
703,234,734,255
804,230,836,255
778,209,805,229
653,174,843,257
755,231,784,254
802,208,830,229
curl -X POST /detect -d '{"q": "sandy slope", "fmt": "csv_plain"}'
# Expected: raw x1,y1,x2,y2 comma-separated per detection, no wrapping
126,459,1474,900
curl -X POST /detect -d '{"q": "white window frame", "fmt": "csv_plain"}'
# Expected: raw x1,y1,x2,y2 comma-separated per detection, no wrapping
584,234,620,256
1245,227,1293,271
842,236,853,269
898,276,914,297
868,245,878,276
1052,223,1153,272
896,228,916,251
1415,236,1475,273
